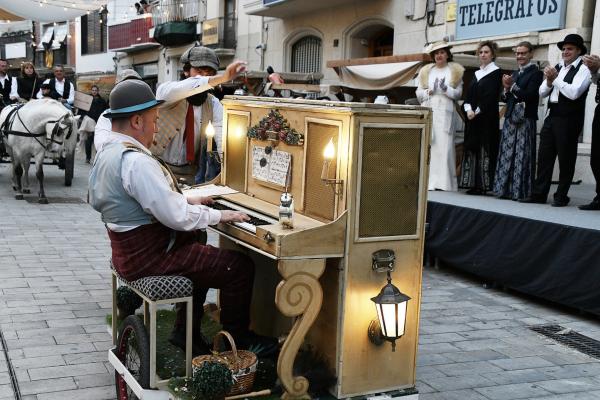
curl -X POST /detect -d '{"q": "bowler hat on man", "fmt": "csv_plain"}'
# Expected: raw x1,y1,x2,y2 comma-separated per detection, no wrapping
557,34,587,55
180,45,220,72
104,80,163,119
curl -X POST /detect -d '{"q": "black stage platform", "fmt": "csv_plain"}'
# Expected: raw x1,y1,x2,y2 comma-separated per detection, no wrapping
425,184,600,316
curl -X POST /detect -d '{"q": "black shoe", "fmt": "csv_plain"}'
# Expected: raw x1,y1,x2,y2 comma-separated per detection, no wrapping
519,196,546,204
465,188,483,195
229,330,279,358
578,198,600,210
551,196,570,207
168,328,212,356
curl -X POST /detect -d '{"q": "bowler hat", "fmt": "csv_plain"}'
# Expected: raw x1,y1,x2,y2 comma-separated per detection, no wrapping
180,45,220,71
557,34,587,55
104,80,163,119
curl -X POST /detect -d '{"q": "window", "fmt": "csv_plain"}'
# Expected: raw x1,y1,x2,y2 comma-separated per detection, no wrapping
81,10,107,55
291,35,322,73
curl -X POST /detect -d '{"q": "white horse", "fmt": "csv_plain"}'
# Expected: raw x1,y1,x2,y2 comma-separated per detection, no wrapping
0,99,78,203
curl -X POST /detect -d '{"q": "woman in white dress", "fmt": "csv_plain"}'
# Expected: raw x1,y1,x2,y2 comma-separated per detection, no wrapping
416,42,465,191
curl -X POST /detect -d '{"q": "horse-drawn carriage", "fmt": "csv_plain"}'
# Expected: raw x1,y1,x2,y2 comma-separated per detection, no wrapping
0,99,78,202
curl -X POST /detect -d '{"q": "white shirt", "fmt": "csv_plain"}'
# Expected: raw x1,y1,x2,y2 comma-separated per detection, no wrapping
94,110,113,151
9,77,19,100
539,57,591,102
36,78,75,104
156,77,222,165
100,132,222,232
464,62,499,114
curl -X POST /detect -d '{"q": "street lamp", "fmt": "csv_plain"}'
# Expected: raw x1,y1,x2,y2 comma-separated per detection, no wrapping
368,250,411,352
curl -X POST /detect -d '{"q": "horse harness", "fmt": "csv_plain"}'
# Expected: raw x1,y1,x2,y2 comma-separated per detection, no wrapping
0,103,73,149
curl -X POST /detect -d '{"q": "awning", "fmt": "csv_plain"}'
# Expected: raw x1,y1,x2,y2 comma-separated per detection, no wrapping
328,54,429,91
52,22,68,49
0,1,103,22
37,25,53,50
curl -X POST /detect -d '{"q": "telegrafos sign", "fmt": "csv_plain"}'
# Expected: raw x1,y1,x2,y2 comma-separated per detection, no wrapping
455,0,567,40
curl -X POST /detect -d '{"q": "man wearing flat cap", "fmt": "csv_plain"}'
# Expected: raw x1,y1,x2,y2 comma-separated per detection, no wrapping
152,45,226,184
89,79,278,357
522,34,591,207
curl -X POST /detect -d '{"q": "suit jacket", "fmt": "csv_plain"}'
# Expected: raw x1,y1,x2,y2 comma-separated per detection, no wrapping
502,64,543,120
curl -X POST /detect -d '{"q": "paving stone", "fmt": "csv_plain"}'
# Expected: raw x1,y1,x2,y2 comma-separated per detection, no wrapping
19,377,76,395
434,361,504,377
426,374,496,391
534,377,600,394
489,356,556,371
35,386,115,400
73,373,114,389
419,388,489,400
474,382,552,399
28,363,107,380
442,349,507,363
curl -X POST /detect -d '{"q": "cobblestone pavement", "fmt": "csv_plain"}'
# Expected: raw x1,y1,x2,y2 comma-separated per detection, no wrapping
417,266,600,400
0,158,600,399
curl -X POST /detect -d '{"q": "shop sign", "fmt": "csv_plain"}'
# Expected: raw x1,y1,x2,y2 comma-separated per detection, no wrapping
455,0,567,40
203,18,219,46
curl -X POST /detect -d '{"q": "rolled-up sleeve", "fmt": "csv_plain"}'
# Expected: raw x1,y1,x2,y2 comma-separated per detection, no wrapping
122,152,221,230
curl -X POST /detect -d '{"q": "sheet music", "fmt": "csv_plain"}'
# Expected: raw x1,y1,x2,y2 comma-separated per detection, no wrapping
183,184,238,198
251,146,291,187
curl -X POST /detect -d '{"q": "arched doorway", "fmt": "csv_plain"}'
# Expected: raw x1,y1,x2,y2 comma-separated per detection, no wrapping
345,19,394,59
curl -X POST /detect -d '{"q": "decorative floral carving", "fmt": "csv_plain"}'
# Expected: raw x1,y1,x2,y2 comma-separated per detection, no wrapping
247,110,304,146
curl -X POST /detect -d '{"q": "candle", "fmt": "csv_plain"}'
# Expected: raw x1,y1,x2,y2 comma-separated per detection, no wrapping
205,120,215,152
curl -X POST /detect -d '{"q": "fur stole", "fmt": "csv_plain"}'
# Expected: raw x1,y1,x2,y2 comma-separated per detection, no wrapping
418,62,465,89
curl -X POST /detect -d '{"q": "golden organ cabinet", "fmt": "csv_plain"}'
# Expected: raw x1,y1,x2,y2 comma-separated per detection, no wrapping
198,97,431,399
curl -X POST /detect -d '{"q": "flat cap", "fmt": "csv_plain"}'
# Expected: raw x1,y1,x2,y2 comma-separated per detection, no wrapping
180,45,220,71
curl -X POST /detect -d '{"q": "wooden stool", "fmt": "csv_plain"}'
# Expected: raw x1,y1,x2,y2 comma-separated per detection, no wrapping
111,263,193,389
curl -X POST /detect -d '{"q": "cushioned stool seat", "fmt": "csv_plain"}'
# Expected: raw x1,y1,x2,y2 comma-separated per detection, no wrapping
117,274,193,301
111,261,193,388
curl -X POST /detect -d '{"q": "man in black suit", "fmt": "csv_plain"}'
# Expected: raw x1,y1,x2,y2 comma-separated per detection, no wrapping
521,34,591,207
580,53,600,210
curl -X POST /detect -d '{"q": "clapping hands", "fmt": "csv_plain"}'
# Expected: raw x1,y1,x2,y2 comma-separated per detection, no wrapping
438,77,448,92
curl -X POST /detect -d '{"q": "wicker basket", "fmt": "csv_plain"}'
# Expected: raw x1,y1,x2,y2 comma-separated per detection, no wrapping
192,330,258,395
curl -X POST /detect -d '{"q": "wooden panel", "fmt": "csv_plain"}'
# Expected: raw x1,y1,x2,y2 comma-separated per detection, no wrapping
304,121,338,221
224,112,249,192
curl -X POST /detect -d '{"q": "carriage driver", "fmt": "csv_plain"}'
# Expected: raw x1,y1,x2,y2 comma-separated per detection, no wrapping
88,77,279,357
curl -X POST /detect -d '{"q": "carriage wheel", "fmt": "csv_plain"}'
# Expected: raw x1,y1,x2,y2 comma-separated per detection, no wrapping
115,315,150,400
64,152,74,186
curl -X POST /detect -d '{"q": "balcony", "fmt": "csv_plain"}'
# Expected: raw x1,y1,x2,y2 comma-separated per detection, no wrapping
152,0,201,47
202,16,236,56
243,0,355,18
108,15,159,52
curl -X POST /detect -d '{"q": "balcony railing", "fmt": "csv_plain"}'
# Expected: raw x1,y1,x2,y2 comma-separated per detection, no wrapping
152,0,201,25
202,16,236,50
108,15,156,51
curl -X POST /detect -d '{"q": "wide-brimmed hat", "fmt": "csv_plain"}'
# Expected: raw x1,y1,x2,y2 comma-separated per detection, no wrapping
104,80,163,119
180,45,220,71
424,41,452,55
557,34,587,55
115,68,142,84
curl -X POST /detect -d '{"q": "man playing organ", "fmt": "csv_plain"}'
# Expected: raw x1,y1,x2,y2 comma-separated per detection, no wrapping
88,76,278,358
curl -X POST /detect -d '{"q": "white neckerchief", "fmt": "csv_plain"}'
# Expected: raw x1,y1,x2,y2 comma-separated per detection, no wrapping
475,62,499,81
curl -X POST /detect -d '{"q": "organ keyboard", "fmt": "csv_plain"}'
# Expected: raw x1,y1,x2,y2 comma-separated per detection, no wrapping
189,97,431,400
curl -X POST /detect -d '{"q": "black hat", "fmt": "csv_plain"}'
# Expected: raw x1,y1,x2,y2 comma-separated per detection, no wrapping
40,83,51,89
557,34,587,55
104,80,163,119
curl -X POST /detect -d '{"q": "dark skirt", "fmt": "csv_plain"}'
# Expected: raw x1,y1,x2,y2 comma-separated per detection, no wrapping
493,118,537,200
